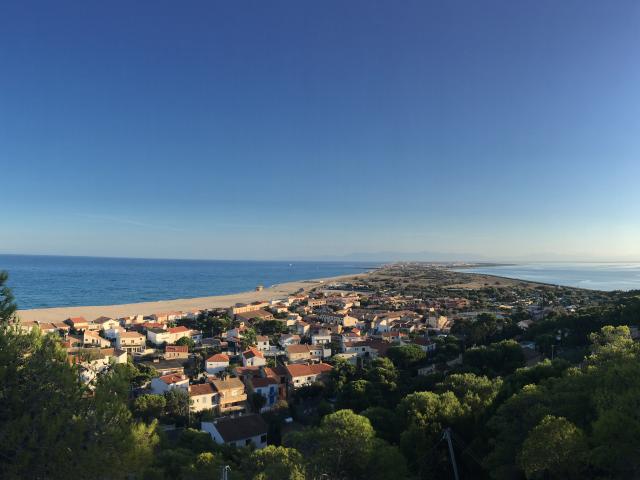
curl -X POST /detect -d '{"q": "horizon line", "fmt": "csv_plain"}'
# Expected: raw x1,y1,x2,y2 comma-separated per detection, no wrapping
1,252,640,264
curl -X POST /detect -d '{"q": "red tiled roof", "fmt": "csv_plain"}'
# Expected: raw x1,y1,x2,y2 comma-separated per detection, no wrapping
264,365,288,379
286,344,310,354
251,377,278,388
207,353,229,363
166,345,189,353
145,322,165,329
68,316,88,324
189,383,215,397
235,366,261,377
159,373,186,385
285,363,332,378
168,326,190,334
243,347,264,359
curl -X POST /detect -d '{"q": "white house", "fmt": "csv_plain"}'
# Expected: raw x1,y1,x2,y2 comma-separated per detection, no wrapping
103,326,124,340
205,353,230,375
285,363,333,389
189,383,216,412
249,376,279,412
412,337,437,353
94,316,121,331
71,348,127,385
279,334,300,348
116,331,146,353
311,330,331,346
146,328,173,346
255,336,270,352
82,330,112,348
201,414,268,449
242,347,266,367
150,373,189,395
146,326,195,346
190,329,203,343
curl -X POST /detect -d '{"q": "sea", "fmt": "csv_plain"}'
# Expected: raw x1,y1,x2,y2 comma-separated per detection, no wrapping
0,255,379,310
456,262,640,292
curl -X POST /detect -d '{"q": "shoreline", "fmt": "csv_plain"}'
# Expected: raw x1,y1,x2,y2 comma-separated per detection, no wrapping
17,272,368,322
450,268,615,292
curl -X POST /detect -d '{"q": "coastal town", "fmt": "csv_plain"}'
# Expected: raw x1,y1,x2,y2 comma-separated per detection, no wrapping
13,263,615,453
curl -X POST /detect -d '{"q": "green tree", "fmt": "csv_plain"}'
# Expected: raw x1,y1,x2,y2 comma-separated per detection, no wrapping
387,344,426,369
245,445,306,480
366,357,398,394
397,391,466,476
165,388,190,422
437,373,502,417
134,394,167,422
327,357,357,396
176,335,196,351
337,379,379,412
485,384,552,479
519,415,587,479
451,313,505,345
588,325,636,363
240,328,257,350
0,327,87,478
464,339,525,377
361,406,401,443
285,409,384,479
0,271,16,325
0,320,159,479
210,317,232,337
254,320,288,336
84,364,160,478
367,439,410,480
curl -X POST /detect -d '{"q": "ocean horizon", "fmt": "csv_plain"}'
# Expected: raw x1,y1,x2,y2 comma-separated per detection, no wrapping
0,254,379,310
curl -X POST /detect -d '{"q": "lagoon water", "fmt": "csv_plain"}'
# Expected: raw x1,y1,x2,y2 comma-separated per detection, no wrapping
0,255,377,310
458,263,640,292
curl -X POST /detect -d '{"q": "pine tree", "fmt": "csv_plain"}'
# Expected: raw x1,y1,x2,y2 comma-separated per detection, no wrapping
0,271,17,326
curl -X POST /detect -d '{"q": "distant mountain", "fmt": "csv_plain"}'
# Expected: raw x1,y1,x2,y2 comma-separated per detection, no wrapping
286,251,640,263
289,251,489,262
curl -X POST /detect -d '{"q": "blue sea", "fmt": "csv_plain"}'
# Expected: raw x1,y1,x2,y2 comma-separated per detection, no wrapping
0,255,378,310
457,263,640,292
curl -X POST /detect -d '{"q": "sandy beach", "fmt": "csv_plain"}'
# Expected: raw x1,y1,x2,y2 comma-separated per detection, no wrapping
17,272,366,323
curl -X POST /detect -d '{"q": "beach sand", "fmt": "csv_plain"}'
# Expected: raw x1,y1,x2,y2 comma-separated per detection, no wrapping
17,273,365,323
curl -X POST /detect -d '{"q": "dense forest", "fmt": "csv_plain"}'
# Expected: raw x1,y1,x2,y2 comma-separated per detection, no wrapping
2,271,640,479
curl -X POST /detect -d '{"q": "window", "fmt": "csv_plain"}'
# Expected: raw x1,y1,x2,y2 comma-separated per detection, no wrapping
245,439,252,446
260,435,267,443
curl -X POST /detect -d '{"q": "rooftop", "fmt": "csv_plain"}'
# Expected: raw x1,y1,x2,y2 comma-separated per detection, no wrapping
209,414,267,442
285,363,332,378
189,383,215,397
207,353,230,363
211,377,244,392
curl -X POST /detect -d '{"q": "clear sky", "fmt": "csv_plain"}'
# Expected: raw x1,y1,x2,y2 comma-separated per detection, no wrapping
1,0,639,261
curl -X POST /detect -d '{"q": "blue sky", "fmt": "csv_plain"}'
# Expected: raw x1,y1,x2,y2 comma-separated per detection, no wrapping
1,0,639,260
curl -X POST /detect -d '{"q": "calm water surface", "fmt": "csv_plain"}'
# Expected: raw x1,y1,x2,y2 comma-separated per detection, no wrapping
457,263,640,292
0,255,377,309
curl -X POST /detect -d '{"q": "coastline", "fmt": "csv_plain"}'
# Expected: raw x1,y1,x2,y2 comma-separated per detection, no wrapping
17,272,367,322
